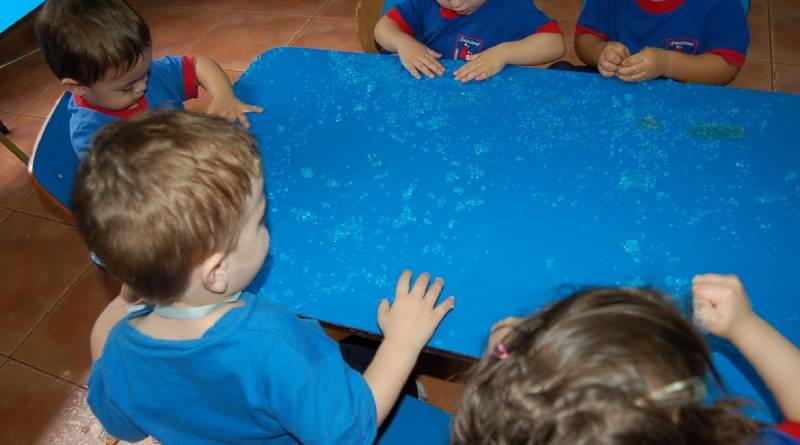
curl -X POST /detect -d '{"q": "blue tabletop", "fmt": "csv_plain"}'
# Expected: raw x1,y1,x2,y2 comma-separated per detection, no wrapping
0,0,42,35
238,48,799,420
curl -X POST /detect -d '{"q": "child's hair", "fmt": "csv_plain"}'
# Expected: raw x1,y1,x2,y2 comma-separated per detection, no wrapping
71,111,262,304
452,288,761,445
35,0,151,85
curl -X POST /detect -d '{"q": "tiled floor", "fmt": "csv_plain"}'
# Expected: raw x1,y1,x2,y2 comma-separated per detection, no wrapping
0,0,797,443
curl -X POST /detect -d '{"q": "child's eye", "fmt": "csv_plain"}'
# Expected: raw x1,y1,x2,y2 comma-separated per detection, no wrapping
120,86,134,93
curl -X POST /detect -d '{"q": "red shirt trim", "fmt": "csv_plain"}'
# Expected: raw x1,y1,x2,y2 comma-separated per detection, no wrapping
575,24,608,41
182,55,198,100
778,421,800,440
73,95,149,119
386,7,415,37
704,48,746,68
636,0,686,14
439,6,460,19
535,21,562,34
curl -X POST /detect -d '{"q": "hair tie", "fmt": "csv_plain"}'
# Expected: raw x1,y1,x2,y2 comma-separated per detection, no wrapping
493,343,509,360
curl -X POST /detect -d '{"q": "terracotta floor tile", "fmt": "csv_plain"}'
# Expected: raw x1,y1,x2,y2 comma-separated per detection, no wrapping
187,12,309,71
15,267,121,387
774,63,800,93
0,207,10,224
232,0,328,17
185,69,244,113
748,0,772,62
0,112,43,208
771,1,800,64
0,212,88,354
140,8,226,58
318,0,358,20
16,191,75,225
729,60,773,91
0,361,106,445
290,19,362,53
0,52,60,116
28,84,66,119
159,0,240,10
0,353,7,368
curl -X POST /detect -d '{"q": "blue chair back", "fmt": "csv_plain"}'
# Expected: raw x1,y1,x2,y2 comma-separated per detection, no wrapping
382,0,400,14
28,92,78,215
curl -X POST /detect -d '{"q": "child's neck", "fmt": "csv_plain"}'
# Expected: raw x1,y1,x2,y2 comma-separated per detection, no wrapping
131,292,245,340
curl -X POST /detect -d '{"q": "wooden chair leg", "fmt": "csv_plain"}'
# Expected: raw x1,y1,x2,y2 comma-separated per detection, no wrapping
356,0,385,54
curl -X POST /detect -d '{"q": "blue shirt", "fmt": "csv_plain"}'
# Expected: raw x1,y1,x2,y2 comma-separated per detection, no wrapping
386,0,560,61
576,0,750,68
87,292,377,445
69,55,198,160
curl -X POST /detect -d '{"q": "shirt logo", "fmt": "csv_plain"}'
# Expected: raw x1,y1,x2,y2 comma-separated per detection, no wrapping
665,38,700,54
453,34,484,60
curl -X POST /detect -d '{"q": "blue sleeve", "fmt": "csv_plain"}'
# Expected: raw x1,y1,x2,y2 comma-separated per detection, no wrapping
702,0,750,54
392,0,426,36
69,110,114,160
520,0,556,34
147,55,198,108
87,361,148,442
261,329,377,444
577,0,612,39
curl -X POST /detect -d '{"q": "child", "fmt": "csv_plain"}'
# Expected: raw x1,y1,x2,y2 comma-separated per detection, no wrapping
373,0,565,82
573,0,750,85
35,0,261,159
452,274,800,444
73,111,455,444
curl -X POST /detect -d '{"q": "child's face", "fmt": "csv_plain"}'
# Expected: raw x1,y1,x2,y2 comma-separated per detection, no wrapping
223,176,270,294
82,48,153,110
436,0,487,15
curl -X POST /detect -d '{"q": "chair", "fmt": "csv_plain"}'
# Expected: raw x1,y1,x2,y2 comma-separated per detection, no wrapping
28,92,78,216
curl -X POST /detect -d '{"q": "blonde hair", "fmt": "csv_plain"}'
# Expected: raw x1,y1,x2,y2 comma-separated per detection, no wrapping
72,111,262,303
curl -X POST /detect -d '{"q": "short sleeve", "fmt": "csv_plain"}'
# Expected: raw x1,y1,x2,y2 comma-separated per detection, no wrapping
68,106,114,160
701,0,750,68
87,361,148,442
262,335,377,444
388,0,426,37
576,0,611,41
148,55,198,105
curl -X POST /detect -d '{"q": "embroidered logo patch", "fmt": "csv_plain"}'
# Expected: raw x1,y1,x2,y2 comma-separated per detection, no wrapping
665,38,700,54
453,34,484,60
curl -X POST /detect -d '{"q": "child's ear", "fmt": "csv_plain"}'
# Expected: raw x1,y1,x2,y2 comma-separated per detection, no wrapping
199,252,228,294
61,78,90,97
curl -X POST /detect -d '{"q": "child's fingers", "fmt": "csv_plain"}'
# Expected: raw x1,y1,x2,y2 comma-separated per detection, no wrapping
420,56,445,76
432,296,455,320
414,59,437,79
237,111,251,128
376,298,391,325
423,277,445,304
395,269,413,297
410,272,432,297
244,104,264,113
426,48,442,59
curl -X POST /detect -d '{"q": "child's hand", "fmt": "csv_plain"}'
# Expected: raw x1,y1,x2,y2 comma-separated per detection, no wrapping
207,94,263,129
397,40,445,79
377,270,455,353
692,273,759,342
486,316,521,355
616,47,670,82
454,46,507,83
597,41,630,77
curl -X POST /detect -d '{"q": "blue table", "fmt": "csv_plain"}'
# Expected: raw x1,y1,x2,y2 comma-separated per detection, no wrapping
238,47,800,422
0,0,42,34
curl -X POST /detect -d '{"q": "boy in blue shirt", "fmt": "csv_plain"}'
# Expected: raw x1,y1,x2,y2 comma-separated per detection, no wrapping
573,0,750,85
74,111,455,444
35,0,261,159
374,0,565,82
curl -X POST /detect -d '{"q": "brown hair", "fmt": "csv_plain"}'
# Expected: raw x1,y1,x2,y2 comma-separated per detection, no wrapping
71,111,262,304
452,288,761,445
35,0,151,85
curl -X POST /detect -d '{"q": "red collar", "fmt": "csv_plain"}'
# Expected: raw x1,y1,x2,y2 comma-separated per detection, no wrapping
636,0,685,14
73,95,149,119
439,6,461,19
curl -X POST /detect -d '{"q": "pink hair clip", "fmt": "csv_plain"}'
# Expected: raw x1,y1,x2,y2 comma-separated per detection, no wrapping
493,343,510,360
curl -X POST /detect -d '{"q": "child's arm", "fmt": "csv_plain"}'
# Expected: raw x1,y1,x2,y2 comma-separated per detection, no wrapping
90,287,136,361
194,56,263,128
363,270,455,425
693,274,800,421
575,34,630,77
616,49,739,85
453,32,565,83
374,16,446,79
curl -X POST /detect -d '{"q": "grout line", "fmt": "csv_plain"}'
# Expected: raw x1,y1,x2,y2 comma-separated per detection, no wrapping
8,264,91,360
287,18,316,47
173,9,231,56
0,109,48,120
3,356,89,390
313,0,333,18
12,206,75,227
